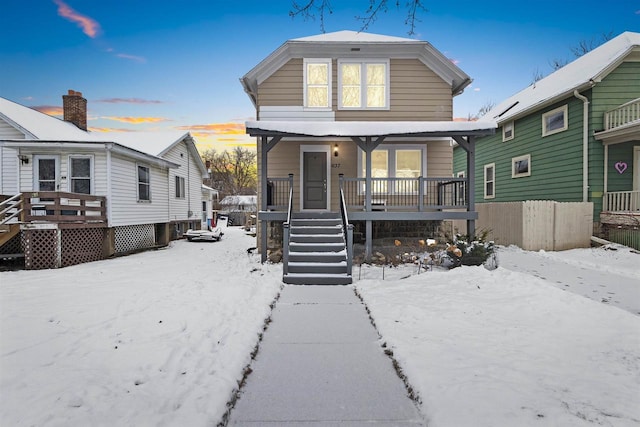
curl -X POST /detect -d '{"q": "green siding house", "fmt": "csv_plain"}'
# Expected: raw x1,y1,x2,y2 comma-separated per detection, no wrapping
454,31,640,248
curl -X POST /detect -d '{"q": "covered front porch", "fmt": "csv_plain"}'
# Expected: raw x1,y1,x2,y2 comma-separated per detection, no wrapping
246,120,496,266
595,98,640,249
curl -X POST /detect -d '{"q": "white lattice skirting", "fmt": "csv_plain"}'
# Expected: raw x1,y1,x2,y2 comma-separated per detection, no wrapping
114,224,156,254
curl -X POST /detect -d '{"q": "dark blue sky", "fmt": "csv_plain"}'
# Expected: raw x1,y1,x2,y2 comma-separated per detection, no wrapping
1,0,638,150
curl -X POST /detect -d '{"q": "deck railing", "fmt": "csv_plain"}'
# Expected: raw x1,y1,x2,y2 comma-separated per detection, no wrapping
339,177,467,211
22,191,107,223
0,194,23,225
603,190,640,212
266,175,294,210
604,98,640,130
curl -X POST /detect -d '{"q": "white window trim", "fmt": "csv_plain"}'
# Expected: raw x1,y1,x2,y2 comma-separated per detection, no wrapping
512,154,531,178
502,121,514,142
456,171,465,178
67,155,94,194
542,105,568,137
338,58,390,110
175,175,185,199
303,58,332,110
357,144,427,195
484,163,495,199
137,163,151,202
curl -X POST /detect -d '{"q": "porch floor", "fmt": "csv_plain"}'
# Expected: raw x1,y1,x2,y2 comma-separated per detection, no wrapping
227,285,423,425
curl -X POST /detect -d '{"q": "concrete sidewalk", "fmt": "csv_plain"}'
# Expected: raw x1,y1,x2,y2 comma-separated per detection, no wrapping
228,285,424,426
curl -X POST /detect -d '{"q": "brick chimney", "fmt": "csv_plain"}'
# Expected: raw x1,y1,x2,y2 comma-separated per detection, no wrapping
62,89,87,130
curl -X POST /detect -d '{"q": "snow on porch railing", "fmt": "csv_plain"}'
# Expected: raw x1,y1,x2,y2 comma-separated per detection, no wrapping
603,190,640,212
604,98,640,130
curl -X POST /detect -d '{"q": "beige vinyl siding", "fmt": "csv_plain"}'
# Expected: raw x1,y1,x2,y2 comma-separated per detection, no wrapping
162,141,203,222
257,58,304,109
257,58,452,121
109,154,170,226
0,147,19,193
425,140,453,177
0,118,25,139
337,59,452,121
264,139,358,211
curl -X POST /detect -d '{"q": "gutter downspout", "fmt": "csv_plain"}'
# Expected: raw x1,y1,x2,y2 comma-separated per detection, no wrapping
574,90,589,202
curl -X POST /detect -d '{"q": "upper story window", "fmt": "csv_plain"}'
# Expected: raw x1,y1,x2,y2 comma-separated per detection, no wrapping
137,164,151,202
69,155,92,194
542,105,568,137
338,59,389,110
175,175,185,199
502,121,514,142
303,58,331,108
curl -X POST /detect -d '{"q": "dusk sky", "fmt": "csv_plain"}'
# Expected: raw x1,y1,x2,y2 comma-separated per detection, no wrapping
1,1,638,152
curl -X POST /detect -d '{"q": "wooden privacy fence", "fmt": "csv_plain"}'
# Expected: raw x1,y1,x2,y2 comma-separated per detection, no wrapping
471,201,593,250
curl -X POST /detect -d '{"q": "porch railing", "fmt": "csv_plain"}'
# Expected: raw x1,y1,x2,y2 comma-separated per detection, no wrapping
340,177,467,211
266,175,294,210
22,191,107,223
603,191,640,212
604,98,640,130
0,194,23,225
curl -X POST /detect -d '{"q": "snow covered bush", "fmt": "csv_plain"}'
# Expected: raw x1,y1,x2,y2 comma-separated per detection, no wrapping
445,231,495,268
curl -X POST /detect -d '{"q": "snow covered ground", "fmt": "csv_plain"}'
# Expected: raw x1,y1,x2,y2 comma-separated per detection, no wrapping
1,229,639,426
355,244,640,426
0,227,281,427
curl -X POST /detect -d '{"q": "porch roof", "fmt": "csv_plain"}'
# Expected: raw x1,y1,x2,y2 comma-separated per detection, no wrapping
245,120,496,138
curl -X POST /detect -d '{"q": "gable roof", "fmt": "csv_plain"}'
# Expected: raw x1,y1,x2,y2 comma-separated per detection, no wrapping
484,31,640,124
241,30,472,107
0,96,206,174
0,96,96,141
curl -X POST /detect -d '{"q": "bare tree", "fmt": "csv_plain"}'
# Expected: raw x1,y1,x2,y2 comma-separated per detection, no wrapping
201,147,257,198
466,100,496,121
549,32,614,71
290,0,427,35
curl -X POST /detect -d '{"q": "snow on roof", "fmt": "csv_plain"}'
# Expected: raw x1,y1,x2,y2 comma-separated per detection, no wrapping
484,31,640,124
105,131,189,156
0,96,101,141
245,120,496,137
0,96,200,168
292,30,417,43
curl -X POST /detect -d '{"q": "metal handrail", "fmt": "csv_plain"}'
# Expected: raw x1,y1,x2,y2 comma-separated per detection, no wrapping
282,174,294,276
339,174,353,276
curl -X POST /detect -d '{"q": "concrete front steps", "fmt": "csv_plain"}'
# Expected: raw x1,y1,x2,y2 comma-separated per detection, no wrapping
284,212,352,285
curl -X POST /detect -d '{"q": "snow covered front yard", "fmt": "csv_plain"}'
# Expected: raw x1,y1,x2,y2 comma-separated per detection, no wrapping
355,245,640,426
0,227,282,427
1,229,639,426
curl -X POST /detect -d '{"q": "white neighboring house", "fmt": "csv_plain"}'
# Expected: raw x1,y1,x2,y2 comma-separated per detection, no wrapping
0,90,208,267
201,184,219,229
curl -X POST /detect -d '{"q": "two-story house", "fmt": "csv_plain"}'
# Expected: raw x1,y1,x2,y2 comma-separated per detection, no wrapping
241,30,496,284
453,32,640,250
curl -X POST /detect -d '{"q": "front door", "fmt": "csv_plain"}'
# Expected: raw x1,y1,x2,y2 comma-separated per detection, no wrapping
34,156,59,192
303,151,328,210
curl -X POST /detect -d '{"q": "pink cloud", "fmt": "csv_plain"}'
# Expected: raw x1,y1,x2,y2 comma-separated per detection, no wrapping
53,0,101,38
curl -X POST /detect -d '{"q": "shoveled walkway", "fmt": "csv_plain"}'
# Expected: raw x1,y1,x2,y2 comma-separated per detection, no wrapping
227,285,424,426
